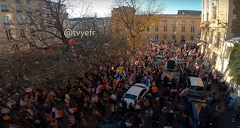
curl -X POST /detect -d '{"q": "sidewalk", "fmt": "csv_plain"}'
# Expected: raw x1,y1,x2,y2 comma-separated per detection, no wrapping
211,83,240,128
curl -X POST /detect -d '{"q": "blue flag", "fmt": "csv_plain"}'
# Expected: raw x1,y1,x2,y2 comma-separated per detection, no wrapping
146,78,149,87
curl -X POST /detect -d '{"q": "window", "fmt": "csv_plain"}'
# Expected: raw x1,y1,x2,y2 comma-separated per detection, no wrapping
173,26,176,32
190,36,194,41
27,17,31,24
155,35,158,40
6,30,12,40
26,7,31,13
16,6,22,12
17,17,22,24
173,20,176,24
182,26,185,32
172,35,176,40
20,29,26,38
147,26,150,32
2,16,8,24
181,35,185,40
1,5,8,12
30,28,35,36
191,26,195,33
26,0,30,4
182,20,185,23
164,35,167,39
16,0,20,3
164,26,167,32
225,47,231,59
1,0,6,1
164,19,167,23
192,20,195,23
139,89,146,98
147,35,150,39
155,26,158,32
124,94,137,100
215,32,220,48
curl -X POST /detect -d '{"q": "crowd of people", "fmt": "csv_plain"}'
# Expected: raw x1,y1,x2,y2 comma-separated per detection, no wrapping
0,41,238,128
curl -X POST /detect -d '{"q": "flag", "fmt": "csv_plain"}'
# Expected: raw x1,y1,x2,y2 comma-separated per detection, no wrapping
50,108,62,119
114,72,120,87
96,85,104,93
171,88,174,93
83,44,86,49
179,90,185,97
146,77,150,87
64,108,78,116
128,73,134,82
117,67,124,75
199,72,203,77
197,33,201,39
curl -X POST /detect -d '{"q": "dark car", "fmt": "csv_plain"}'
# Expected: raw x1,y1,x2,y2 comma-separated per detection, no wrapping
187,98,213,128
97,112,127,128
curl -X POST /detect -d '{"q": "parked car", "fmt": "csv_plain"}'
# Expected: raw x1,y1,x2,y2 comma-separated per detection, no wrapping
186,77,204,96
120,83,148,108
97,111,127,128
187,98,213,128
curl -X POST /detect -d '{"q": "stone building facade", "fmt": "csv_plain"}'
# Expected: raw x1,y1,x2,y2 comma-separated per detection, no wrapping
111,8,201,44
200,0,240,106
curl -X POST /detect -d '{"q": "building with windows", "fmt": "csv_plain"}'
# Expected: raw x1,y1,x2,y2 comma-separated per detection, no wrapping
0,0,69,53
138,10,201,44
199,0,240,106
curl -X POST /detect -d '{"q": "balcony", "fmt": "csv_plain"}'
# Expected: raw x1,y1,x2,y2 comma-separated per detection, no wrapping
200,21,209,28
209,19,218,28
1,9,9,12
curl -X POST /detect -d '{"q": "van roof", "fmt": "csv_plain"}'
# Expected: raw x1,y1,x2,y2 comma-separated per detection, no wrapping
189,77,204,87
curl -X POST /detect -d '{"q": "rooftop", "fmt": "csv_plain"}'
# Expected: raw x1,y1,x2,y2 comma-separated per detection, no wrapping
177,10,201,16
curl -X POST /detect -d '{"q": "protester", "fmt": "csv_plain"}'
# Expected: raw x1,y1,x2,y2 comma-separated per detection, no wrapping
0,42,235,128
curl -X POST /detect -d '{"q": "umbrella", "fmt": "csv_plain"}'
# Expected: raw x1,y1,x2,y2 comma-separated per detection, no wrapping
96,85,104,93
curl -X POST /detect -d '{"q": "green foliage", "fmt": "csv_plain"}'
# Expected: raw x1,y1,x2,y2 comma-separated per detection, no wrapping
228,45,240,86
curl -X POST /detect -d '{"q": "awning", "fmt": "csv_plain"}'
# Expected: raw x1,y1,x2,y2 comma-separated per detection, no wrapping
226,36,240,44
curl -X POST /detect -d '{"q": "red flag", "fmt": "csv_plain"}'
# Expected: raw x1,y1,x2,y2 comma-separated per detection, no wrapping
68,42,73,45
55,44,62,48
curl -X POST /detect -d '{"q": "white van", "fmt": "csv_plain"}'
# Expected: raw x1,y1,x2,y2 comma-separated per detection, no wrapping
186,77,204,96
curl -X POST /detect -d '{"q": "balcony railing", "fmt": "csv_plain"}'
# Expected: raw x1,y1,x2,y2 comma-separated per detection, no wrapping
200,21,209,28
1,9,9,12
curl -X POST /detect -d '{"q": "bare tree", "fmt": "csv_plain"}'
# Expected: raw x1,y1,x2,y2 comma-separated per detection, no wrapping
0,0,92,53
112,0,166,51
